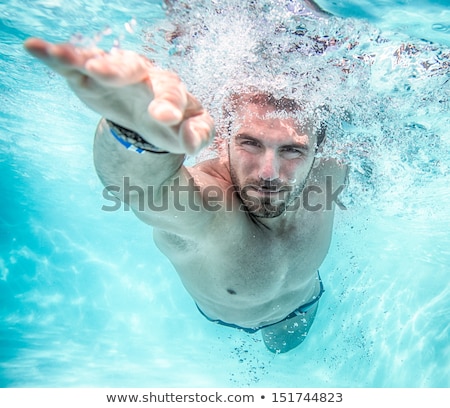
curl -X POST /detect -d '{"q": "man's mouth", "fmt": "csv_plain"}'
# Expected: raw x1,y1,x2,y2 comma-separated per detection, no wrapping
246,185,286,196
257,187,281,194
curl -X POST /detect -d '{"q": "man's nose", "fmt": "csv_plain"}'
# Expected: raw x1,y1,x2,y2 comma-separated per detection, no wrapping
258,150,280,181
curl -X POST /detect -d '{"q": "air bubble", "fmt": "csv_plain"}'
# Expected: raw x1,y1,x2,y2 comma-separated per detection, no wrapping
431,23,449,33
125,18,137,34
102,26,113,36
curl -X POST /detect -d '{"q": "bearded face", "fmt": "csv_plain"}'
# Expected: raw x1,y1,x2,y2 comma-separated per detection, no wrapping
229,164,312,218
227,102,317,218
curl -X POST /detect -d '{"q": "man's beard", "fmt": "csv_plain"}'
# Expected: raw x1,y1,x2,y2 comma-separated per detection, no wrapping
229,166,312,218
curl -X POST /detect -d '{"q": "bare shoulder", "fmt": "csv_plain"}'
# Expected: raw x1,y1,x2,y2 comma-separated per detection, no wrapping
190,156,232,187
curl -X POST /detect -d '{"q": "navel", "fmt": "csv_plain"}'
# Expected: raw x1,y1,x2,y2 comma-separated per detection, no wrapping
227,288,237,295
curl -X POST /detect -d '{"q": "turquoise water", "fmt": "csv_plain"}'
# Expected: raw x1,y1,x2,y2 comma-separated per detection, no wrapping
1,0,449,387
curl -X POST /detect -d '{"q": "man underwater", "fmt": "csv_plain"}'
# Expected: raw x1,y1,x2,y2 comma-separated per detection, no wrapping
25,8,347,352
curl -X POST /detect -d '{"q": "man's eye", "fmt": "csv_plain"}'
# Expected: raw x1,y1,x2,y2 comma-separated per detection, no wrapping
241,140,260,148
280,147,303,158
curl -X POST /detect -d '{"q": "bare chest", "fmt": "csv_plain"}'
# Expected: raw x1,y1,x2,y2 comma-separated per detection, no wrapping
154,210,332,301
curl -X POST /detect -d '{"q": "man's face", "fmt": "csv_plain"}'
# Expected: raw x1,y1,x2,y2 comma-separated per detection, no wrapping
228,102,317,218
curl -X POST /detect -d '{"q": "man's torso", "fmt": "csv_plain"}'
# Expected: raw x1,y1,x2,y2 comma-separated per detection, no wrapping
153,157,346,328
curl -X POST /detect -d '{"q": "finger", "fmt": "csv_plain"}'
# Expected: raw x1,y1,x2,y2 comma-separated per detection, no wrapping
24,38,52,60
179,111,215,155
24,38,103,75
183,92,206,119
84,49,151,87
148,72,188,125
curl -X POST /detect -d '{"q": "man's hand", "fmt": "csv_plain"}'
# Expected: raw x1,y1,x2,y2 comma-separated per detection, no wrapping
24,38,214,155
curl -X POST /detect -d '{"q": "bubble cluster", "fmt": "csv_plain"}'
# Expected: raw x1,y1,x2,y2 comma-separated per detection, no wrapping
143,0,450,214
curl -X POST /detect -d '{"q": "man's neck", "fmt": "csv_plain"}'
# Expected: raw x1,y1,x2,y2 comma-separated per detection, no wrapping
249,204,303,235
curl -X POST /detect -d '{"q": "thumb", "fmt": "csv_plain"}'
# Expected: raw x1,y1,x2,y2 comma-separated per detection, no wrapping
179,112,215,155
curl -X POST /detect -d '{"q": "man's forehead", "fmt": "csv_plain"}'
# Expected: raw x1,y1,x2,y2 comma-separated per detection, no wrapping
233,102,309,134
234,99,292,119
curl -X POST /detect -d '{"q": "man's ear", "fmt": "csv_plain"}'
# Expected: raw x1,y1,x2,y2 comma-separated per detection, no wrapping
312,156,321,168
313,132,326,168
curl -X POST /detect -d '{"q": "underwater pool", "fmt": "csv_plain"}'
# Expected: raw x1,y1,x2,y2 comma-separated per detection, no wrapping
0,0,449,388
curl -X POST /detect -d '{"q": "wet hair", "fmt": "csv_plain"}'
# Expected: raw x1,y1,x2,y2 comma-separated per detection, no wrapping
224,90,326,148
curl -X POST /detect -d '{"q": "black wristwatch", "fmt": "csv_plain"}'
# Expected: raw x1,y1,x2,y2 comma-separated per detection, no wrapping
106,119,169,154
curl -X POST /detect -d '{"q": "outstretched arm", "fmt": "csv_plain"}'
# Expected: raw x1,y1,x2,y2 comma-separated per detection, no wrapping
24,38,213,154
24,38,216,234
